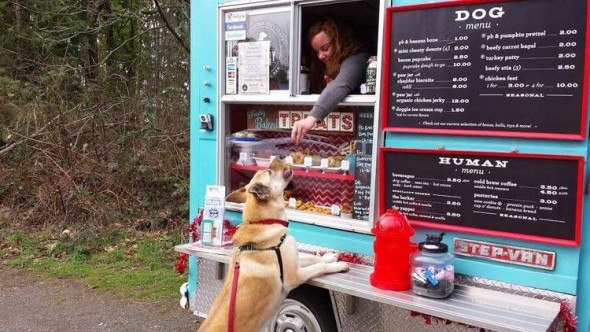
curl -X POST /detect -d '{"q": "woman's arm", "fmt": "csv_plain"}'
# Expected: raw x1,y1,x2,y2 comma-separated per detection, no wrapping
292,52,370,144
309,52,371,120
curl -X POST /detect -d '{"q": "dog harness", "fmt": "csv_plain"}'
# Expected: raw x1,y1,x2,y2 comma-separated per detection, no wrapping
228,219,289,332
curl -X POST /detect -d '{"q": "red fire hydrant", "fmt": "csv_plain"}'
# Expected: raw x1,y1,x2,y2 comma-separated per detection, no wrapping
370,209,416,291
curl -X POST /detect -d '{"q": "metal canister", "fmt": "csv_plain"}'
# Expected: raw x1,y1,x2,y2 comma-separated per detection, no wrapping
365,56,378,94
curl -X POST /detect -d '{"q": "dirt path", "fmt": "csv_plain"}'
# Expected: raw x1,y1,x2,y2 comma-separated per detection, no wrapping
0,267,200,332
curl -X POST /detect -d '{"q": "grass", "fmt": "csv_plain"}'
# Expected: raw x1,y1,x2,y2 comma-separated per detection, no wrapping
0,226,188,301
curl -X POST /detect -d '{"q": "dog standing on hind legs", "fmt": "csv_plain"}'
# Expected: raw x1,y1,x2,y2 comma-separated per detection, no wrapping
198,157,349,332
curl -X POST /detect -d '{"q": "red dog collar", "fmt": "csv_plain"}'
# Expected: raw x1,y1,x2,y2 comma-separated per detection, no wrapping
250,219,289,227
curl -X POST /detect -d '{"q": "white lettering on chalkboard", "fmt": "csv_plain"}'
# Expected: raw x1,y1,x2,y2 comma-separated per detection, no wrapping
439,157,508,168
455,7,505,21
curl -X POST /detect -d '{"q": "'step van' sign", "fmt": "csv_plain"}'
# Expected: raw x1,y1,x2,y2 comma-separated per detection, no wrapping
454,238,556,270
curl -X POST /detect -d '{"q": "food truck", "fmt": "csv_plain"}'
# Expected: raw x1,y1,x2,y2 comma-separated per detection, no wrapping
175,0,590,330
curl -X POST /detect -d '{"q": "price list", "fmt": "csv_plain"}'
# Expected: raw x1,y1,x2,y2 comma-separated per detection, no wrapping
353,109,374,221
386,0,588,139
381,148,582,245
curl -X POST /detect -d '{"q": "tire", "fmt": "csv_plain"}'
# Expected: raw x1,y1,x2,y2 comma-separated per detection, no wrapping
268,285,338,332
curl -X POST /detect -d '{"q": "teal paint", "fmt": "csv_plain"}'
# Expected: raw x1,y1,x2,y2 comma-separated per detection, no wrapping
188,0,220,300
225,212,375,255
186,0,590,328
576,141,590,331
289,222,374,256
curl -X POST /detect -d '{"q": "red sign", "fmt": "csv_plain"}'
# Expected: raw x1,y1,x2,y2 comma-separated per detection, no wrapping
453,238,555,270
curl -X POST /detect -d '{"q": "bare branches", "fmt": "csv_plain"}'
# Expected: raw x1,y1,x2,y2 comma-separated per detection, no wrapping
154,0,189,54
0,0,190,227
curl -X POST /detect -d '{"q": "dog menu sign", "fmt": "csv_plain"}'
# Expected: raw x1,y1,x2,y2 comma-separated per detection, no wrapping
383,0,589,139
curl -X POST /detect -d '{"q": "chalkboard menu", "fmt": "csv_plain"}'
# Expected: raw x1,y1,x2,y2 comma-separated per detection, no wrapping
380,148,583,246
352,110,374,221
384,0,588,139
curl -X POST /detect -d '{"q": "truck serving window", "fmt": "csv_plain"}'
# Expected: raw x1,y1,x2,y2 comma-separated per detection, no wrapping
299,0,379,94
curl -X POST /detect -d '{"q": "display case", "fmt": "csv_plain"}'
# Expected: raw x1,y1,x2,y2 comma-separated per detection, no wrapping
216,0,381,231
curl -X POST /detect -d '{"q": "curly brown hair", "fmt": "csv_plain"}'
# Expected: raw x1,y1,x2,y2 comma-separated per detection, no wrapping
307,17,363,86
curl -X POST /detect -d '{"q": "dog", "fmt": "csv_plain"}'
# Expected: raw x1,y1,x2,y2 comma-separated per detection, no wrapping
198,157,349,332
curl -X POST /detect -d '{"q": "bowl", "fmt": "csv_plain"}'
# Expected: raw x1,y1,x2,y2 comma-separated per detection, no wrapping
252,157,271,167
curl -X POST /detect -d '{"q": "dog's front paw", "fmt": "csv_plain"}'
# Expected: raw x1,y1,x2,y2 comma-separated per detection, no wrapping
322,253,338,263
331,261,350,273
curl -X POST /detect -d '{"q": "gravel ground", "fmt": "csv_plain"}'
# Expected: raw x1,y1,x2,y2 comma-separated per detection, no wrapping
0,267,200,332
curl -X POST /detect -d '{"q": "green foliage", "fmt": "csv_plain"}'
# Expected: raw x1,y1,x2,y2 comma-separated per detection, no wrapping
0,0,191,308
0,0,190,301
1,228,187,300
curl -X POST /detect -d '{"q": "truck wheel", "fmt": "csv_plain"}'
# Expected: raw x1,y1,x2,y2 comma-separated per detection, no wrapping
270,285,337,332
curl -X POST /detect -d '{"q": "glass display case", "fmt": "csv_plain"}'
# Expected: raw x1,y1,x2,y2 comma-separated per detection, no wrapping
225,104,374,222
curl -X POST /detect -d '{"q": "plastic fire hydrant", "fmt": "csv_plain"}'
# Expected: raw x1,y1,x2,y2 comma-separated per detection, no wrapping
370,209,416,291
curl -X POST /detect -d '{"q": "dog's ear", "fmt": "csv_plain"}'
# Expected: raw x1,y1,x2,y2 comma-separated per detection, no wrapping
225,187,248,203
248,182,271,201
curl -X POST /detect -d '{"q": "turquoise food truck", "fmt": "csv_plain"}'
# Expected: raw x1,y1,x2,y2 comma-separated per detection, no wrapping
176,0,590,330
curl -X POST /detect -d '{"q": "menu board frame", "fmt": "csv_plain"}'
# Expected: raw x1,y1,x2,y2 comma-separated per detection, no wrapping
381,0,590,140
379,147,584,246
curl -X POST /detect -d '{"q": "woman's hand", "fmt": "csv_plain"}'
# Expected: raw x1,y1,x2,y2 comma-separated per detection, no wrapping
291,115,318,145
324,75,334,85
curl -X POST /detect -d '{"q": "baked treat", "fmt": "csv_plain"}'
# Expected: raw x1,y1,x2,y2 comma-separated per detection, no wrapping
233,130,261,139
291,151,305,165
328,155,345,167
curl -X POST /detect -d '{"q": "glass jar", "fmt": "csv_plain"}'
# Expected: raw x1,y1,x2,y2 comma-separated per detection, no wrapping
411,233,454,298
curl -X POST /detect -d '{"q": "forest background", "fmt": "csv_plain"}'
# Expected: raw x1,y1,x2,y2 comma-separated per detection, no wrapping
0,0,192,301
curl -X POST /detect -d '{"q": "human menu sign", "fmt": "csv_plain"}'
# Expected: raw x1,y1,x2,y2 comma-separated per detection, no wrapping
383,0,589,139
379,148,583,246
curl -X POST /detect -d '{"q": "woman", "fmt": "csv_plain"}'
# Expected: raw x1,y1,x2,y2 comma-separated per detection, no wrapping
291,17,370,144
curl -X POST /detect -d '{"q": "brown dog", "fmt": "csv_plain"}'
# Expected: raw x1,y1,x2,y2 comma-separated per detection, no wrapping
198,157,349,332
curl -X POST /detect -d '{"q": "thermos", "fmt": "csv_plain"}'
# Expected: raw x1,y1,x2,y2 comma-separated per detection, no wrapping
411,233,455,298
370,209,415,291
365,56,378,94
299,64,310,94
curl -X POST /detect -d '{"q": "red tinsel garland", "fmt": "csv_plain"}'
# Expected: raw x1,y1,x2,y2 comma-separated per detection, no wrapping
560,301,577,332
175,210,239,275
188,210,204,241
223,219,238,240
337,252,364,264
174,253,188,274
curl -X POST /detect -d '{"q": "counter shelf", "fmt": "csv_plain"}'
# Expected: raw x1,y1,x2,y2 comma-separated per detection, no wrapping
175,243,561,332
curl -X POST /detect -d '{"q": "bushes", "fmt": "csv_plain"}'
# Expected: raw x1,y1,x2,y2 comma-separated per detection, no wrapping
0,0,189,231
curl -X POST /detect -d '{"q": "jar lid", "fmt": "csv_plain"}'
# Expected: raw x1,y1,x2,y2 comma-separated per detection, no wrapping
418,233,448,253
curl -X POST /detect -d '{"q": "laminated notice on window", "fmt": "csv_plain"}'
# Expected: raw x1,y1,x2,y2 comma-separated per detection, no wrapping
238,41,270,94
